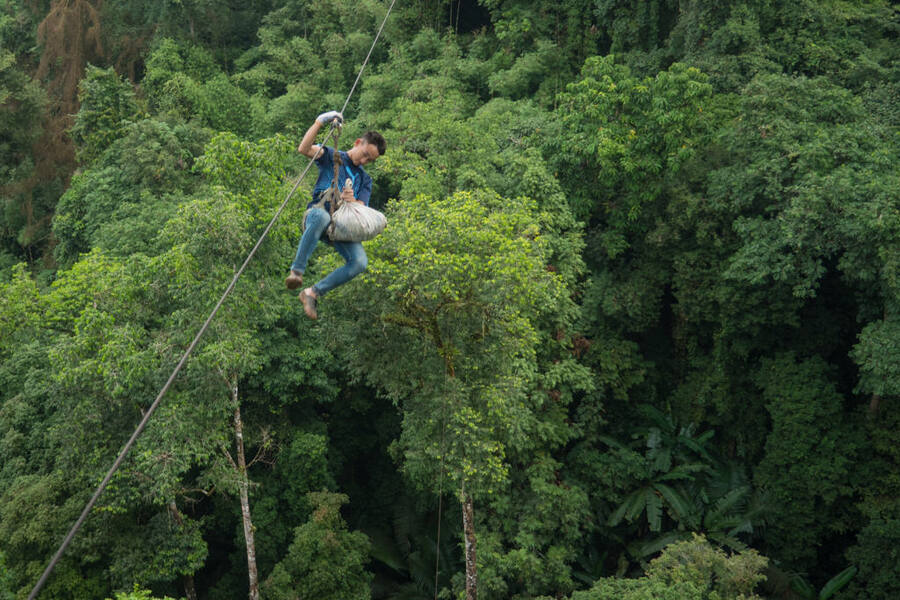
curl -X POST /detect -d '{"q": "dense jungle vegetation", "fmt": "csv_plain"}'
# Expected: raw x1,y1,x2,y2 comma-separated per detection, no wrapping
1,1,899,599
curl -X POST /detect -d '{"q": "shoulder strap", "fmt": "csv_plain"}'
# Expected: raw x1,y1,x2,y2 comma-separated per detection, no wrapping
332,146,342,185
329,145,343,216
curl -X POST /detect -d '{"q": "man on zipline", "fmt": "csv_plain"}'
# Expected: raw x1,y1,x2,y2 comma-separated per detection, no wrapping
285,110,386,319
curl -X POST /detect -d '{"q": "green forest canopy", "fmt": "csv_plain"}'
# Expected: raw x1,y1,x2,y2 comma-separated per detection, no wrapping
1,1,898,599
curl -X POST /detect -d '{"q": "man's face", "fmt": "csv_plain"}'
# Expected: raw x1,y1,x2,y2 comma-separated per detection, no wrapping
354,141,381,165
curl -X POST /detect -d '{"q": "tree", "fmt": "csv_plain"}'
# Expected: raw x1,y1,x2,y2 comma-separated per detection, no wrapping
476,0,597,88
31,0,105,227
4,0,900,596
52,117,208,267
140,39,254,137
843,518,900,600
69,65,142,165
753,354,861,569
841,395,900,600
149,132,301,600
100,0,269,71
322,188,582,599
0,550,13,600
106,586,176,600
0,250,168,599
562,534,767,600
0,47,47,264
0,131,304,599
554,55,714,246
263,492,372,600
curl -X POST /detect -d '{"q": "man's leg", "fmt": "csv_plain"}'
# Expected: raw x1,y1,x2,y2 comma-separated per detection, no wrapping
313,241,368,295
299,241,367,319
287,208,330,289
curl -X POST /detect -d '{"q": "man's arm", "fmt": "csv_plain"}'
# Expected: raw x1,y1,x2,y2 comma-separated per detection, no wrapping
297,119,324,159
298,111,342,159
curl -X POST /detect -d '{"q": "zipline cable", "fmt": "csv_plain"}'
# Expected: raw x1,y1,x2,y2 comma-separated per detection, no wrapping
340,0,395,118
27,1,397,597
25,139,331,600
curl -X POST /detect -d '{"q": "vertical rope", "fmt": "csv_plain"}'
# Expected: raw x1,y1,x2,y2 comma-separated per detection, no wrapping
433,396,448,600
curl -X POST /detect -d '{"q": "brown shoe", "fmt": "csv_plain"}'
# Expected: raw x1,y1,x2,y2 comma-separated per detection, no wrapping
285,269,303,290
299,288,318,320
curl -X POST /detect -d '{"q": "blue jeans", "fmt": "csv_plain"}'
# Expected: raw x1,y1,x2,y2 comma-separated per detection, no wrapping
291,208,368,296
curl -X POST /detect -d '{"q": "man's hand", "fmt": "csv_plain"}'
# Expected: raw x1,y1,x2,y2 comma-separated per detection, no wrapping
299,112,341,158
317,110,343,125
341,179,357,203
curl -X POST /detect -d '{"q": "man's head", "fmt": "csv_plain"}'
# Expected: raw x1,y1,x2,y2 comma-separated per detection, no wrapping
350,131,386,166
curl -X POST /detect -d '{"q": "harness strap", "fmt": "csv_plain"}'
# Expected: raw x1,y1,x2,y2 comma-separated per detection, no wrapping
326,133,344,239
307,128,344,240
304,129,345,240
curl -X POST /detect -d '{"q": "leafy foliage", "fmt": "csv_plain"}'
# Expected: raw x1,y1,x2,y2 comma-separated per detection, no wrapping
555,534,767,600
0,45,47,263
753,354,861,568
263,492,373,600
52,117,208,266
70,65,143,165
105,586,176,600
0,550,12,600
1,1,899,599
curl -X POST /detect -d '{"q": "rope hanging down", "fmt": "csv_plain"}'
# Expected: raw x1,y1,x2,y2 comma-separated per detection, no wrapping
27,1,397,598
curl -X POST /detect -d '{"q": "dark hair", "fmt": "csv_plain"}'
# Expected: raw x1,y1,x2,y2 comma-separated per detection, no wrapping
361,131,386,156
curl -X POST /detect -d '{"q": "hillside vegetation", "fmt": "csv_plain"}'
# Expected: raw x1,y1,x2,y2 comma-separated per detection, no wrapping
1,1,898,599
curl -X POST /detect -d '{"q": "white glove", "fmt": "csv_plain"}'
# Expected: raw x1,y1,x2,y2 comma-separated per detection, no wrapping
341,179,355,202
317,110,343,125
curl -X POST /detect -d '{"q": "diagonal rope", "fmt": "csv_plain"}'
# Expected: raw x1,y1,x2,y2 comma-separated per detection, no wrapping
27,1,397,598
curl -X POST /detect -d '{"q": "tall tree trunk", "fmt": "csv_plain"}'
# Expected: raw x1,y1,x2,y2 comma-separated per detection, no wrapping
167,501,199,600
231,386,260,600
869,393,882,416
461,480,477,600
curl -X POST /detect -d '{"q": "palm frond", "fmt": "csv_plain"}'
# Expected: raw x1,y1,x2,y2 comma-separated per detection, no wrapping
654,482,692,523
706,485,750,522
628,531,690,560
658,462,709,481
646,489,663,532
